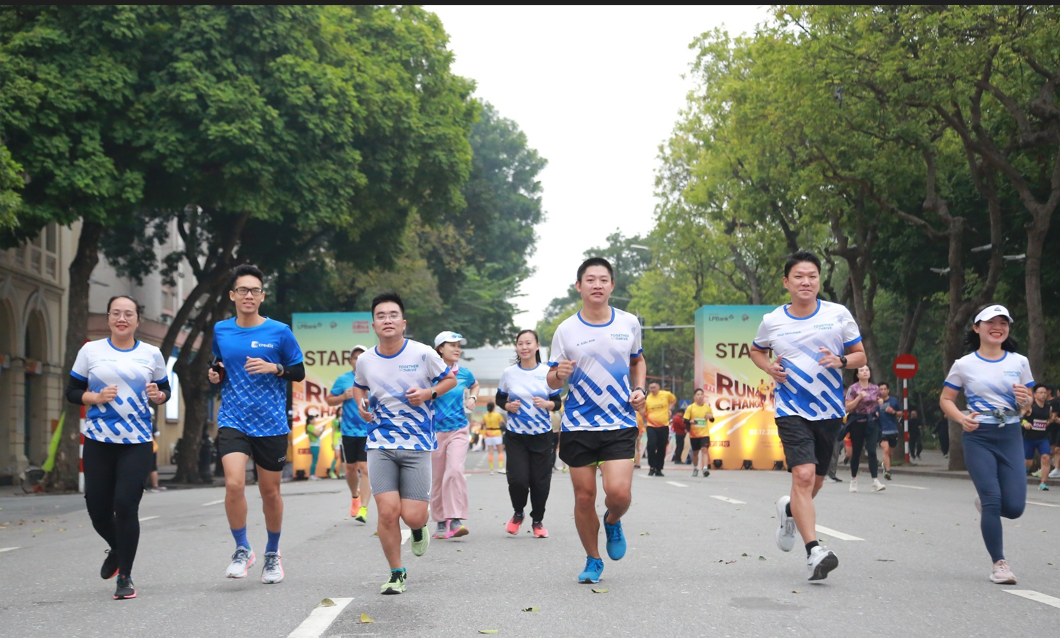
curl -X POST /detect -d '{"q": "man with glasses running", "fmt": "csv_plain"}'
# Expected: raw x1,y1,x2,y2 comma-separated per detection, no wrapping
209,265,305,584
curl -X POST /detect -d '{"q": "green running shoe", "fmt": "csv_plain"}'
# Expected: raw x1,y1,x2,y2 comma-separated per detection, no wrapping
411,526,430,557
381,569,406,594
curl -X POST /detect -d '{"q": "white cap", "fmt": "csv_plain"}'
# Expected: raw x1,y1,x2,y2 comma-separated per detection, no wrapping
974,305,1014,324
434,331,467,347
350,344,369,356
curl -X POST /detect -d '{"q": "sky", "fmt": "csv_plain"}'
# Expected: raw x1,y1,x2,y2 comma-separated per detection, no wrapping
426,5,772,329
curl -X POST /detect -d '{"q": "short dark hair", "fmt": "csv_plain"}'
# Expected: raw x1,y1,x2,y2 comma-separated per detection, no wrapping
783,250,821,278
106,295,141,320
577,257,614,282
486,401,495,412
878,381,889,389
230,264,264,288
694,388,704,395
370,291,405,316
648,380,660,387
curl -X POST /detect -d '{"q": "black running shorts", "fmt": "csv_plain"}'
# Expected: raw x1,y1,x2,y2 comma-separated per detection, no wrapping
881,434,899,448
217,427,288,472
1048,424,1060,448
689,436,710,451
558,427,638,468
341,435,368,463
775,415,843,477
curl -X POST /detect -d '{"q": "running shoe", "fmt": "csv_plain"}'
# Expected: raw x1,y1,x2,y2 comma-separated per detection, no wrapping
450,524,469,538
1031,470,1041,478
328,470,338,479
532,521,548,538
562,467,568,473
990,559,1016,584
807,546,838,581
309,475,321,481
775,496,796,552
656,470,665,478
435,520,450,539
498,467,506,474
355,506,369,523
578,556,604,583
411,526,430,557
101,549,120,580
1039,482,1050,491
884,471,892,480
849,478,858,493
692,468,699,477
381,569,407,594
113,575,136,600
872,479,886,492
261,551,284,584
703,469,710,478
150,487,167,492
506,512,525,535
1049,468,1060,479
350,496,361,517
648,469,656,476
827,475,842,483
226,546,256,578
603,511,626,560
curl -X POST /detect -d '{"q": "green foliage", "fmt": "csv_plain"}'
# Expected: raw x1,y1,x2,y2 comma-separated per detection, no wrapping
0,143,21,230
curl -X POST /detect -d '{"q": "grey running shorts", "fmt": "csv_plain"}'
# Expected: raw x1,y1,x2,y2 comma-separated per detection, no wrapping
367,448,432,502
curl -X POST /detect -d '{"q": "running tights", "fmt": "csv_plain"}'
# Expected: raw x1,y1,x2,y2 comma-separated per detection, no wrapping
848,417,879,479
963,423,1026,562
646,427,668,472
504,432,553,522
82,438,154,576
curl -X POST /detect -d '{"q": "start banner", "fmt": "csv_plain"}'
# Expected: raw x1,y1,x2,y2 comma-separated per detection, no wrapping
694,305,785,469
291,312,376,478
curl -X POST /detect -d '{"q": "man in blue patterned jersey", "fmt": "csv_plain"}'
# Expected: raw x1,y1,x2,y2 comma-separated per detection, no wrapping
547,257,647,584
750,250,866,582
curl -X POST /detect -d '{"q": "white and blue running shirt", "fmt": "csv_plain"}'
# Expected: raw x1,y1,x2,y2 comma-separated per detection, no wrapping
71,339,168,444
944,352,1034,424
498,362,561,435
354,339,451,451
213,317,304,437
753,300,862,421
548,307,643,432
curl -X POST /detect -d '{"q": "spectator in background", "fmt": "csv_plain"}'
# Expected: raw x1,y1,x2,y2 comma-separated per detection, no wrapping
876,383,899,480
935,414,950,458
148,432,166,493
908,407,924,462
1048,386,1060,479
644,381,676,477
671,404,688,464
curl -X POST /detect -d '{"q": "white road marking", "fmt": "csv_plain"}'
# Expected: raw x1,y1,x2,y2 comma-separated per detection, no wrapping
291,434,308,445
815,525,864,541
709,495,746,504
666,481,688,488
889,484,928,490
287,597,354,638
0,547,20,553
1005,590,1060,609
1027,500,1059,508
138,516,160,522
201,499,225,507
401,529,411,545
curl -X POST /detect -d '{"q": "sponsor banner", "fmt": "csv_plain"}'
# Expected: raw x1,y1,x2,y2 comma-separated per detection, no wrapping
694,306,785,469
291,313,377,478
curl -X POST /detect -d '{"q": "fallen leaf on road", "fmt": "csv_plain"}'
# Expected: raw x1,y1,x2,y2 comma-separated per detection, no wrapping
478,630,498,634
639,532,649,536
758,556,766,561
741,553,748,557
876,559,894,562
32,529,43,533
591,588,609,594
522,606,540,612
725,560,736,564
319,599,335,607
360,613,374,624
792,590,803,594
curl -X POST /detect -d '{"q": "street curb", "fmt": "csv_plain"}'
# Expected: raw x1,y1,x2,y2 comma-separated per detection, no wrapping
892,466,1055,488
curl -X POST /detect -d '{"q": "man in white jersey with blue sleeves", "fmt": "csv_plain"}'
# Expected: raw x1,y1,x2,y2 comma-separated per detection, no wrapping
547,257,647,584
749,251,867,581
351,291,457,595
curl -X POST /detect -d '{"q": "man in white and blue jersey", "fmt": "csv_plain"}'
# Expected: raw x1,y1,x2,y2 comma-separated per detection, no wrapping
327,344,371,522
350,292,457,595
208,264,305,585
750,250,866,581
547,257,646,584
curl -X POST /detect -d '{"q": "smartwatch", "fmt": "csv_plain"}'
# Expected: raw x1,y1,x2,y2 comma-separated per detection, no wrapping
431,389,438,400
633,386,645,396
838,355,848,368
275,363,285,376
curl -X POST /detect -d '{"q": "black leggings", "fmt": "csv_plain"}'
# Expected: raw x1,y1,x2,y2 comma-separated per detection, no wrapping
504,432,553,522
83,438,154,576
848,417,879,479
646,427,669,472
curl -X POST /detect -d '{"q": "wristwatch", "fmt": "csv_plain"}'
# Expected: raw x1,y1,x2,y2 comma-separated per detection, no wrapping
838,355,847,368
275,363,285,376
633,386,645,396
431,389,438,400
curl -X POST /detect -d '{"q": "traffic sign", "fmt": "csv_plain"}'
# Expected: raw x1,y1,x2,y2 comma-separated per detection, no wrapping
893,353,919,379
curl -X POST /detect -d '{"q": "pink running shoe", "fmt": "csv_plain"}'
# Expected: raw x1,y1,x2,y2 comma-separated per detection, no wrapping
990,560,1016,584
506,512,524,535
532,522,548,538
434,520,451,540
450,525,469,538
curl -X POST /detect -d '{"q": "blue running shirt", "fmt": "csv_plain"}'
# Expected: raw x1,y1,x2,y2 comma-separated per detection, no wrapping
433,366,476,433
212,317,303,437
71,339,168,444
354,339,451,450
548,307,643,432
331,370,368,437
753,300,862,421
944,351,1034,424
498,362,560,435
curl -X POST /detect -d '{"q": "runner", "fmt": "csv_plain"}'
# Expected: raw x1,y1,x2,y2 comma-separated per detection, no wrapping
326,344,371,522
750,250,866,581
633,409,646,469
1021,385,1052,491
482,402,505,474
329,425,342,480
843,366,885,493
876,382,899,480
431,330,479,539
684,388,715,477
306,413,322,480
66,295,170,600
758,379,770,407
548,257,646,584
644,381,675,477
670,405,689,465
1050,386,1060,479
497,329,562,538
349,292,457,595
939,304,1033,584
209,264,305,585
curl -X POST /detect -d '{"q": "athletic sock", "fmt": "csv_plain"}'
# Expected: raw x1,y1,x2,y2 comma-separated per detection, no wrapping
391,567,406,575
411,527,424,542
232,526,250,549
785,503,793,517
450,518,462,528
266,529,281,553
805,540,819,557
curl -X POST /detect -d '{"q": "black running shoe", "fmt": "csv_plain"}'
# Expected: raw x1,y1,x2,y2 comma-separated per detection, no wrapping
101,549,119,580
114,575,136,599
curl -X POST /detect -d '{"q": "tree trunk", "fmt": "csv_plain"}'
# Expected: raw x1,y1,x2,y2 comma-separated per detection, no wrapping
173,354,211,483
51,221,103,491
1024,222,1049,379
896,297,926,356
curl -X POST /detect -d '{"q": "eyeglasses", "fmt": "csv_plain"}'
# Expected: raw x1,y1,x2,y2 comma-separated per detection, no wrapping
374,312,402,322
233,287,264,297
108,311,137,320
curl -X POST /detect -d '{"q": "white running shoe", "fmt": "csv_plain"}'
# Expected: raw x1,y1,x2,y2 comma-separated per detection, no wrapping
261,551,284,584
807,545,839,581
1048,469,1060,479
775,496,796,552
226,546,255,578
990,559,1016,584
849,478,858,493
872,479,886,492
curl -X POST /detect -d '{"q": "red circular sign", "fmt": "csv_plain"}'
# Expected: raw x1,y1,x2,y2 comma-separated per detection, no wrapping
892,354,919,379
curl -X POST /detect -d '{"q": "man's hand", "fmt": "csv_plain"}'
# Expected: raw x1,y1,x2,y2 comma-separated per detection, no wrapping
818,348,844,369
358,399,373,422
343,387,357,400
208,361,224,384
531,396,551,409
630,388,646,411
554,360,575,381
959,411,981,432
406,387,432,406
245,357,277,375
767,355,788,384
506,399,523,413
96,385,119,404
1013,384,1032,407
146,383,164,404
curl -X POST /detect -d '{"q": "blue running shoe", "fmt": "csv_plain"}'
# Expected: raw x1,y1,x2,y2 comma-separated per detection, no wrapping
603,510,626,560
578,556,604,583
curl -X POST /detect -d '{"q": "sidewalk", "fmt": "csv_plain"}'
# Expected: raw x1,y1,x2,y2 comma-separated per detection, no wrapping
891,448,1056,488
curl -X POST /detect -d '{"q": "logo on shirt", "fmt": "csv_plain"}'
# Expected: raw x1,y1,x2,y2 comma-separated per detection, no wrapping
1003,370,1019,378
576,339,596,347
399,364,419,372
611,333,630,341
813,323,835,331
133,358,150,365
251,341,276,349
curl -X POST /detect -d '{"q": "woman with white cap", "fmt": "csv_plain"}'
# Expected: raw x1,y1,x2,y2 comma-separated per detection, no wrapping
431,331,479,539
939,304,1034,585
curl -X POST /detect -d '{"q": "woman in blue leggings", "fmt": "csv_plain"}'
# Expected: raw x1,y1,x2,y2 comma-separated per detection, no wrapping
939,304,1033,585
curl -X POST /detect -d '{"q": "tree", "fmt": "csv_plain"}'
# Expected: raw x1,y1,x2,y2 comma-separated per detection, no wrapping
0,143,21,230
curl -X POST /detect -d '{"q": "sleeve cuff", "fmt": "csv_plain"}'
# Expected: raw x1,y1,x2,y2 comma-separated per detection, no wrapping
152,377,169,385
942,382,962,391
630,349,643,358
70,371,88,382
548,392,562,400
843,336,863,347
285,357,304,366
431,366,452,384
1026,381,1036,388
353,382,370,391
751,341,767,351
547,361,559,368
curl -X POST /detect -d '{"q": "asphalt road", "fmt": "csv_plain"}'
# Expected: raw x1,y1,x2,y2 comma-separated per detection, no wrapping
1,449,1058,637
